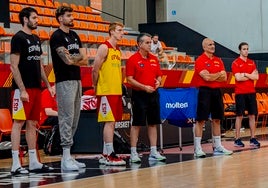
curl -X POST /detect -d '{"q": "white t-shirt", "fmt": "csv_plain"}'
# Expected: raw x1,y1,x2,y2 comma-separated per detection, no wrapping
151,41,162,54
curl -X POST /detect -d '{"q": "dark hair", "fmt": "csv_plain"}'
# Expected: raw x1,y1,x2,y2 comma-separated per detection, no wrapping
137,33,152,44
19,7,38,26
238,42,248,50
55,6,73,22
152,34,159,38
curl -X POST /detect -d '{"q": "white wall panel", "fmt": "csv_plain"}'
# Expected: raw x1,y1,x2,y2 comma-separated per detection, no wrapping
166,0,266,53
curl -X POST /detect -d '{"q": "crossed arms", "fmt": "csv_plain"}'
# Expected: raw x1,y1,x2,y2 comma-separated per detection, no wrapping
199,70,227,82
56,46,88,66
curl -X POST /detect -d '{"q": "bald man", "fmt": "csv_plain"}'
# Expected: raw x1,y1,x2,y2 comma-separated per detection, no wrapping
193,38,233,158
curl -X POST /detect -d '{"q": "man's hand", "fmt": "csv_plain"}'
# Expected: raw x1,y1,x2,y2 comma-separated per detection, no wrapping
155,79,161,89
48,86,55,97
144,85,155,93
20,90,29,102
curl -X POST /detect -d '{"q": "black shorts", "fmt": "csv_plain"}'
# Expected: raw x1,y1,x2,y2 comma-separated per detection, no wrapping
196,87,224,121
131,90,161,126
235,93,257,116
43,116,58,126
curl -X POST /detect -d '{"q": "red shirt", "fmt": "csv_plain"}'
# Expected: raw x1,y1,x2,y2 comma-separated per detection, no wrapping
126,52,162,90
232,57,256,94
40,89,57,125
193,53,226,88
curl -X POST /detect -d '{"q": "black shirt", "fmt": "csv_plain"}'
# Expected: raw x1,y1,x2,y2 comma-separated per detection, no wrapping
11,30,42,89
50,29,82,83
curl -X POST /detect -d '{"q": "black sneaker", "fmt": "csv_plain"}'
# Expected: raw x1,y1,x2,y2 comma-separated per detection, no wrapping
234,138,245,147
250,138,260,148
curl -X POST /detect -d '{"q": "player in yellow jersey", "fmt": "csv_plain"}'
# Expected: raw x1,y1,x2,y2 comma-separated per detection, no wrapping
92,22,126,166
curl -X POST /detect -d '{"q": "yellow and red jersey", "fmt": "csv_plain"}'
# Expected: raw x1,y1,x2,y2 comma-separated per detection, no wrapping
96,41,122,95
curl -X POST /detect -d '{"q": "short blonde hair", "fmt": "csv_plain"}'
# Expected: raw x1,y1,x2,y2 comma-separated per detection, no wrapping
108,22,124,35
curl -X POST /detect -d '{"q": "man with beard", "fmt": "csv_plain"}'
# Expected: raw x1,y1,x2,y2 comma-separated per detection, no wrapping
10,7,54,175
50,6,88,171
150,34,163,55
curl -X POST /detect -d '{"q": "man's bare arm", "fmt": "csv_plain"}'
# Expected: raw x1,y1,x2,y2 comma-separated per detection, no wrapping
234,73,249,81
10,53,30,101
92,44,108,87
235,70,258,82
215,70,227,82
56,46,74,65
40,63,51,88
127,76,155,93
245,69,259,81
45,108,58,116
199,70,221,81
71,48,88,66
56,47,88,66
10,53,26,92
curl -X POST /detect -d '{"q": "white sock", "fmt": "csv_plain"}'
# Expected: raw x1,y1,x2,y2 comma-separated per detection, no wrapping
150,146,157,155
29,149,42,170
11,150,21,171
62,147,72,160
194,137,202,151
105,143,114,155
213,136,222,148
131,147,137,155
102,142,107,155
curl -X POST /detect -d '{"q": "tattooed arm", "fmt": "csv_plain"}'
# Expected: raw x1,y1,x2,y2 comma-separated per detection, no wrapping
71,48,88,66
56,47,88,66
56,46,74,65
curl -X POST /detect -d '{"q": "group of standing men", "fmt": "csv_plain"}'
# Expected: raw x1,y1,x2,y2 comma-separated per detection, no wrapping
10,6,87,174
193,38,260,158
9,5,261,175
9,6,165,173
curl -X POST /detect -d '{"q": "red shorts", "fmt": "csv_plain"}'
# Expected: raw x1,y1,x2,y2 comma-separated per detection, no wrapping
12,88,41,121
96,95,123,122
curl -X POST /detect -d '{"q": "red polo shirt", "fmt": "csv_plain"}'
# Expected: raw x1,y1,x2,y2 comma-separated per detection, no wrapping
232,57,256,94
126,52,162,90
193,53,226,88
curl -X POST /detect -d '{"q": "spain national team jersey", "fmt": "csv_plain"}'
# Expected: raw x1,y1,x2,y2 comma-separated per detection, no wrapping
96,41,122,95
193,53,225,88
126,52,162,90
232,57,257,94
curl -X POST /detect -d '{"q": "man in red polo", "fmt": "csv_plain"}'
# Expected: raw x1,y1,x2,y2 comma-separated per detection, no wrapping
193,38,233,158
126,33,166,163
232,42,260,148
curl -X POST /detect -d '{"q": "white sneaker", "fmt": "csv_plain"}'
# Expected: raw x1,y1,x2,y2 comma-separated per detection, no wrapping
148,152,166,161
61,158,79,171
99,154,107,164
72,158,86,168
214,145,233,155
194,148,206,158
130,152,141,163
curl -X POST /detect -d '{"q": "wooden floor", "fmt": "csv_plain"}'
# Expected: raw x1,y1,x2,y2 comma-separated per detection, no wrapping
1,128,268,188
35,148,267,188
1,147,267,187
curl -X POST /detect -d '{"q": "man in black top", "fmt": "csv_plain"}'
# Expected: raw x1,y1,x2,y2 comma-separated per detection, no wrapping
10,7,54,175
50,6,88,171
